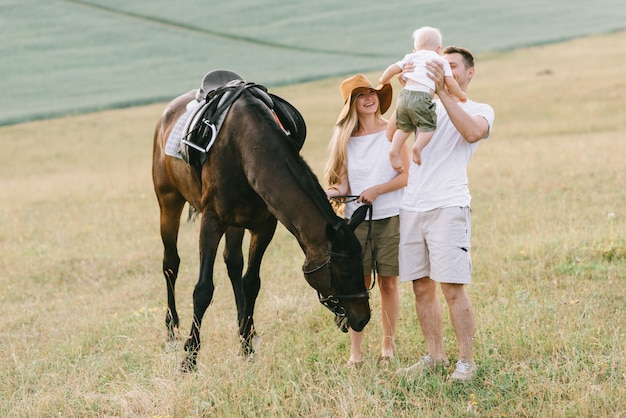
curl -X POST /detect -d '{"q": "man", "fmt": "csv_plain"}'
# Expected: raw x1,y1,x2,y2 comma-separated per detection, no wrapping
396,46,495,381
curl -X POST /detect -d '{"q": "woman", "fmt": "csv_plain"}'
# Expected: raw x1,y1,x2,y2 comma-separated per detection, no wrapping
324,74,410,365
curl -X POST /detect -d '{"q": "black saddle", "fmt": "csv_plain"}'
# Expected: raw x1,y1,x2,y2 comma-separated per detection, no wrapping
195,69,244,101
181,70,307,182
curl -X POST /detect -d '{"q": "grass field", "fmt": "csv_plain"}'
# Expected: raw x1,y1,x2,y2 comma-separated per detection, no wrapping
1,31,625,416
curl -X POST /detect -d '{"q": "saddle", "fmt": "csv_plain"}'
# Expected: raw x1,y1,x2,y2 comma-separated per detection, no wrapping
180,70,307,180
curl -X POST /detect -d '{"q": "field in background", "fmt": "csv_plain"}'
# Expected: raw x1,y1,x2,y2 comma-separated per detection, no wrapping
2,0,625,125
1,31,625,416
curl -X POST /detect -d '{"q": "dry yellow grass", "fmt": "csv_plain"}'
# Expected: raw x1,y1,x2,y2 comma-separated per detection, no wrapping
1,31,624,416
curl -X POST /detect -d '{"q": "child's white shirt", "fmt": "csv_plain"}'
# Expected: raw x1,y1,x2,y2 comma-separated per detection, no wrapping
395,50,453,91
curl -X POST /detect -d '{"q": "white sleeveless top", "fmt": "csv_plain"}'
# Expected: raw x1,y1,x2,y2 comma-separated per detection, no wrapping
345,130,404,220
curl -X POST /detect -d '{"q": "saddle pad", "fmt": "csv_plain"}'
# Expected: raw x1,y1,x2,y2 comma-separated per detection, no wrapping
165,101,199,159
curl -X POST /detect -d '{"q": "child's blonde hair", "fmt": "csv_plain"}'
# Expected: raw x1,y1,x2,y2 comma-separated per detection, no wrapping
412,26,442,51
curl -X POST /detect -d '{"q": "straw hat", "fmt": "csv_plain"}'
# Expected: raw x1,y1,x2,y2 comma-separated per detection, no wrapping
336,74,392,124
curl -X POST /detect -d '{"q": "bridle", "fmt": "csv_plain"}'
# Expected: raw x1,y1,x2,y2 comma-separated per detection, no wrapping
302,196,376,318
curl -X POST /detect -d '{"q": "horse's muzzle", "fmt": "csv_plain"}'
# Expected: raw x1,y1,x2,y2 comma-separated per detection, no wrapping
348,314,369,333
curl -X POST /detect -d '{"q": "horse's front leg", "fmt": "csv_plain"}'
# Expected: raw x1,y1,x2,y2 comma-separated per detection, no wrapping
182,213,224,372
224,226,245,325
239,217,277,356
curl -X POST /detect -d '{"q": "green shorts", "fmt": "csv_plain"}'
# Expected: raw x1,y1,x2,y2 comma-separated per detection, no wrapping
352,215,400,276
395,89,437,133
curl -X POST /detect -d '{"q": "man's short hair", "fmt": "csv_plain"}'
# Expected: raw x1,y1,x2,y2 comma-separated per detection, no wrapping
442,46,475,69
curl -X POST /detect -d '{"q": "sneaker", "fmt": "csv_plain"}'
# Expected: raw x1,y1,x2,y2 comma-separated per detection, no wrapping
450,359,477,381
396,355,449,374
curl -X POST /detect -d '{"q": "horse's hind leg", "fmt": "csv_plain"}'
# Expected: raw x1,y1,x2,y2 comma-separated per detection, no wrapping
224,227,245,325
157,189,186,341
239,216,278,356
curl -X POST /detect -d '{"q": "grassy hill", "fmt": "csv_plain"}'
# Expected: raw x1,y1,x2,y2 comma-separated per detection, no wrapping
2,0,625,125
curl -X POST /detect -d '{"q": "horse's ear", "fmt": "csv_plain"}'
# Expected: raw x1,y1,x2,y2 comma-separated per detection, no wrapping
326,222,341,244
348,205,371,231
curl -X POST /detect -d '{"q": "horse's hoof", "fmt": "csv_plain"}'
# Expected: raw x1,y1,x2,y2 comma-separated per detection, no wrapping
180,353,198,373
166,325,180,341
238,344,256,359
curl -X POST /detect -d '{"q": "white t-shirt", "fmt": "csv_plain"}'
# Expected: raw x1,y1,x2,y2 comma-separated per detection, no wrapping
396,50,453,91
345,130,404,220
401,99,495,212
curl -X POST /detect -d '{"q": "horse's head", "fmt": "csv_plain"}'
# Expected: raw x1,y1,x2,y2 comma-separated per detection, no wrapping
303,205,372,333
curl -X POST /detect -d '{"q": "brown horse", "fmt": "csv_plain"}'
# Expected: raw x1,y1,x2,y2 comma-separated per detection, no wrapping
152,74,371,370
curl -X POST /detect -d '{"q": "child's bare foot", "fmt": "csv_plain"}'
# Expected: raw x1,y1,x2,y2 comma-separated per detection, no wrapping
412,145,422,166
389,149,404,172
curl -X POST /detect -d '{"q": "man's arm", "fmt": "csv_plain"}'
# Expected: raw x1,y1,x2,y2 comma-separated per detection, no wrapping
427,61,489,143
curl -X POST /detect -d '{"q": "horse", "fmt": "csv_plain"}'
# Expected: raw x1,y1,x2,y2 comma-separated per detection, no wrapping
151,71,371,371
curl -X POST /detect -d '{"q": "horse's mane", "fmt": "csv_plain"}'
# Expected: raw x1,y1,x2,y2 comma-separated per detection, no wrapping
289,154,344,231
245,90,343,231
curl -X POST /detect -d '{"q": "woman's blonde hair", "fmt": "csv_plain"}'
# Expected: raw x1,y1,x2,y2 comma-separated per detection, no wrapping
324,91,385,187
325,104,354,187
